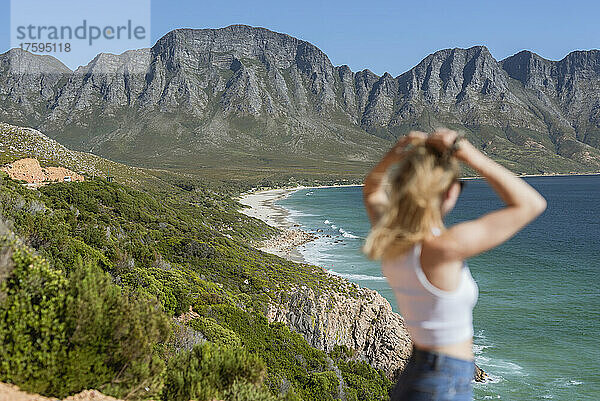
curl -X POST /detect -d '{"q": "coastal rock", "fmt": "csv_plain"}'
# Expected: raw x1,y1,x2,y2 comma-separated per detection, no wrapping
475,364,489,383
241,188,489,383
267,284,489,382
258,228,316,262
266,282,412,379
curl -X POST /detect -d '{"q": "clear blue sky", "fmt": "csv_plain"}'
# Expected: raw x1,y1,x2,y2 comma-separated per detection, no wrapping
1,0,598,76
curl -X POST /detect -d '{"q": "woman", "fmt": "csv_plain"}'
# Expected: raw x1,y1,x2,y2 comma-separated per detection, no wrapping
362,129,546,400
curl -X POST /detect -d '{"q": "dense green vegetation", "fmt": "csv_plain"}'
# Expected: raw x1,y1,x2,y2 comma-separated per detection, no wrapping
0,241,169,398
163,342,276,401
0,174,392,400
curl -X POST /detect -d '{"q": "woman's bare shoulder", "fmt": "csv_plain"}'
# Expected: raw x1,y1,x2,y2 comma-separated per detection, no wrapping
420,233,461,270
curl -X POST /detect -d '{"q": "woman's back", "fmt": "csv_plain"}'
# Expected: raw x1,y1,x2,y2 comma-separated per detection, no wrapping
382,228,478,348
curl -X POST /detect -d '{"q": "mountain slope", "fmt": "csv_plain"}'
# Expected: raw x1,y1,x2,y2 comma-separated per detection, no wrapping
1,25,599,176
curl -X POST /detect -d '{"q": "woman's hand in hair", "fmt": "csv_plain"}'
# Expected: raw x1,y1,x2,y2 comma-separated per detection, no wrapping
430,132,547,262
406,130,428,140
393,130,428,153
426,129,462,153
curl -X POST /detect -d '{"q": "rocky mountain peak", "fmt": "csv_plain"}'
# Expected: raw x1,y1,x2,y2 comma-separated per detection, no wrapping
152,25,334,73
1,27,599,173
557,49,600,77
73,49,151,75
397,45,510,103
500,50,554,88
1,48,71,75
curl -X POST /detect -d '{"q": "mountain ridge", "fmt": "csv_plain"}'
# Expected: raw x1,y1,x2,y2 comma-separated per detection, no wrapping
1,25,600,178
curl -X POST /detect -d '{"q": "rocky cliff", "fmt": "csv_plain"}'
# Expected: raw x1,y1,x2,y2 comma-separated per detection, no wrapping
267,283,412,379
1,25,600,174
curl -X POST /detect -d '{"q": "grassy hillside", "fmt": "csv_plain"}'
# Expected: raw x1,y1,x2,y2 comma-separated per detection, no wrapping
0,161,391,400
0,123,175,189
0,122,369,190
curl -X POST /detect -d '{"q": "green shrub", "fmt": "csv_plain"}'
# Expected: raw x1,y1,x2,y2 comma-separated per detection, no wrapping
162,342,275,401
0,241,69,395
329,347,392,401
0,176,394,400
198,304,342,400
62,259,171,399
0,240,170,399
304,371,339,400
188,317,242,348
329,345,353,360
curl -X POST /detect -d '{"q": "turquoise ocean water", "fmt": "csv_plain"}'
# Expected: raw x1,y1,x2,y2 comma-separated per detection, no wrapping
277,176,599,400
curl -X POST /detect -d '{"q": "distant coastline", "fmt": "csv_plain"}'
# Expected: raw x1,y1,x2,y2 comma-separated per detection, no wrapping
238,188,313,263
240,171,600,199
237,172,599,264
463,171,600,180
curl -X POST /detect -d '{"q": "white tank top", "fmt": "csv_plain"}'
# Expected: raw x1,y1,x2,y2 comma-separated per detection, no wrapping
381,228,478,346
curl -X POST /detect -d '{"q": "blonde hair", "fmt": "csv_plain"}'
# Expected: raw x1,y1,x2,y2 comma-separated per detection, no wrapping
363,138,460,260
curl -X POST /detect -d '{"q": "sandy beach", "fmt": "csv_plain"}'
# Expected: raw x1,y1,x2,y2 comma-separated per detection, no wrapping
235,172,600,264
238,185,362,263
238,187,315,263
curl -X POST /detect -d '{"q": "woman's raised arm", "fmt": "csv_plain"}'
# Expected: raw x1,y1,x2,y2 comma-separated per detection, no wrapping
427,129,547,261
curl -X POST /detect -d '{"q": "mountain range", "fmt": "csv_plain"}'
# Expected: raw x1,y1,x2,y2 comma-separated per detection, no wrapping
1,24,600,178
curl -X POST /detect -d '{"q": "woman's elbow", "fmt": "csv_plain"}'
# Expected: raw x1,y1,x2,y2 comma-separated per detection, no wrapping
530,196,547,217
539,196,547,211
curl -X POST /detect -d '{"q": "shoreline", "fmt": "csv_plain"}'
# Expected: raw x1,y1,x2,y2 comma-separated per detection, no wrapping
238,187,314,263
237,184,362,264
237,172,600,264
462,171,600,180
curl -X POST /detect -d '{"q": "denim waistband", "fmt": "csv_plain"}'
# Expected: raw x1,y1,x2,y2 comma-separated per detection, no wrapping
410,347,474,373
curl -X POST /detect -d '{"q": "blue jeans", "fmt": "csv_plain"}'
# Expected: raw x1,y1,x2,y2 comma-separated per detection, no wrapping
390,348,475,401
